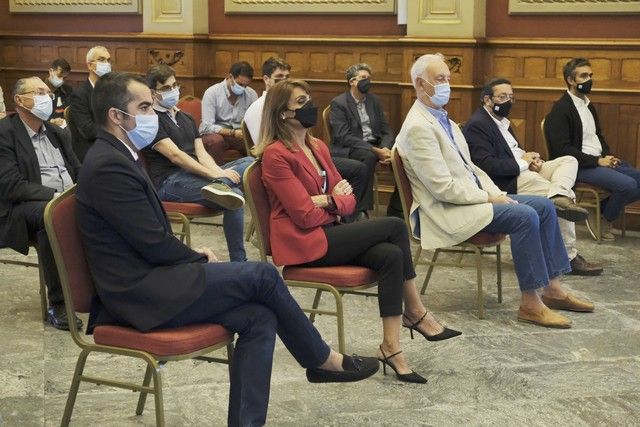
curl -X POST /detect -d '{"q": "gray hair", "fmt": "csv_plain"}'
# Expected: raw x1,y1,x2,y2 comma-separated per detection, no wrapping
345,63,372,82
410,53,445,89
86,45,108,63
12,76,38,97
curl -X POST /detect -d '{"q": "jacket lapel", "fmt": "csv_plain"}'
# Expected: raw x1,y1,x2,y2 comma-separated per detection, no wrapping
11,115,42,184
293,146,324,193
346,94,362,130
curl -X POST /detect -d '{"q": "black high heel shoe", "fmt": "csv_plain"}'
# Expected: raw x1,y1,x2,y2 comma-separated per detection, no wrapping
402,313,462,342
377,346,427,384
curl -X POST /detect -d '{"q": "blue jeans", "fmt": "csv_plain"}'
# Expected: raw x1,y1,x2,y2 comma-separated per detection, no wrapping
157,157,254,261
483,194,571,292
576,161,640,222
161,262,331,427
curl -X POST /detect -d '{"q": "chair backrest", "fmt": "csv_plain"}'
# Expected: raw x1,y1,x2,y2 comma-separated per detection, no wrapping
390,146,418,242
539,118,550,160
44,186,95,316
241,120,253,155
243,161,272,261
177,95,202,129
322,105,332,145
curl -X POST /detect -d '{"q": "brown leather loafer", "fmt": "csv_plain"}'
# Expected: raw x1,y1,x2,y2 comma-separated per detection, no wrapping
541,293,595,313
517,306,572,329
568,253,603,276
550,195,589,223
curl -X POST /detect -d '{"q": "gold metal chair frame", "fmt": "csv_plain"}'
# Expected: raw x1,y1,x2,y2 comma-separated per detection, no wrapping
44,186,234,426
243,161,377,352
390,147,503,319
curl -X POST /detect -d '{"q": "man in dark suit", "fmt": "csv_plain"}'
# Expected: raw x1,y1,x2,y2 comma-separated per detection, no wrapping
330,63,397,216
44,58,73,125
545,57,640,241
69,45,111,160
464,78,602,276
76,72,378,426
0,77,82,329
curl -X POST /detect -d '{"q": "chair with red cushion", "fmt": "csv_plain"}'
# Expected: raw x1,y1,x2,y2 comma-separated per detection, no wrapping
243,161,377,353
176,95,202,129
391,147,505,319
161,201,222,247
44,186,234,426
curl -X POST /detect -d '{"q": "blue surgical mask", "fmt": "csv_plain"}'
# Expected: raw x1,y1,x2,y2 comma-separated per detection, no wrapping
158,87,180,109
230,78,246,96
94,61,111,77
117,110,159,150
24,94,53,121
425,79,451,108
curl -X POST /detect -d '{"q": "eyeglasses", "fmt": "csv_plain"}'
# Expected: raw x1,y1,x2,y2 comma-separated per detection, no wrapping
157,83,180,92
492,94,515,102
19,90,54,100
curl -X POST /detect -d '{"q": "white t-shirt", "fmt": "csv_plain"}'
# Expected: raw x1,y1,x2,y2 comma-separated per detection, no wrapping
243,91,266,146
567,90,602,157
485,106,528,172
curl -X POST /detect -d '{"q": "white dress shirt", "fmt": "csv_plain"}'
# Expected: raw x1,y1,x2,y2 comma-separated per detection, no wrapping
567,90,602,157
485,106,528,172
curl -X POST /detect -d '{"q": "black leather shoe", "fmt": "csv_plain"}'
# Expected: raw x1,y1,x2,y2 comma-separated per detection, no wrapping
47,304,83,331
306,354,379,383
568,254,603,276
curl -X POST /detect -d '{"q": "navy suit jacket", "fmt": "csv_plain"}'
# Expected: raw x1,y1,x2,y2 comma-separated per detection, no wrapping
69,79,98,161
544,92,610,169
329,91,394,157
0,113,80,253
76,130,207,332
463,107,521,194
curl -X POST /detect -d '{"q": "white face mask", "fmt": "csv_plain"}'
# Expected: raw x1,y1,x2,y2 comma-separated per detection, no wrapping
49,72,64,88
94,61,111,77
25,94,53,121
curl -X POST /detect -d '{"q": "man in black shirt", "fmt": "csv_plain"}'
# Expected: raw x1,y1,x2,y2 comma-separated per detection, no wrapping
144,64,251,261
44,58,73,125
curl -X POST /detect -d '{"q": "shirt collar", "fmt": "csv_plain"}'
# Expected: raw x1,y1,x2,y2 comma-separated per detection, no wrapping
350,92,366,105
484,105,510,130
424,104,448,121
567,90,590,107
20,117,45,138
115,136,138,160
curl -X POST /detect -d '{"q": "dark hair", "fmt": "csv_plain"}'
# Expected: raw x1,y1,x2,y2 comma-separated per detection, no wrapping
230,61,254,79
262,57,290,77
92,72,146,127
480,77,512,103
145,64,176,89
345,63,372,82
51,58,71,74
563,58,591,87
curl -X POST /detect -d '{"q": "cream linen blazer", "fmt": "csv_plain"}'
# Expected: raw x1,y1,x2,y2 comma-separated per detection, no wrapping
395,100,504,250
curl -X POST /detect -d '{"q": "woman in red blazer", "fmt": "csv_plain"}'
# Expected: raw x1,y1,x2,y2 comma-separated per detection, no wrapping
256,79,461,384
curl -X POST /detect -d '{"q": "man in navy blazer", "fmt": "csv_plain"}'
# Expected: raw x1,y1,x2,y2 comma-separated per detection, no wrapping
76,72,378,426
545,57,640,240
465,78,602,276
0,77,81,329
330,63,396,215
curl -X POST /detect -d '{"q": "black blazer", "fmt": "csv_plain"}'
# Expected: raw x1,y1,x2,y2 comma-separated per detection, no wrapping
76,130,207,333
544,92,609,169
329,91,394,158
463,107,521,194
69,79,98,161
0,114,80,253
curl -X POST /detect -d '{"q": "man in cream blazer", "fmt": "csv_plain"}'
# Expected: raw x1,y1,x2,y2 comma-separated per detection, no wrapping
396,53,594,329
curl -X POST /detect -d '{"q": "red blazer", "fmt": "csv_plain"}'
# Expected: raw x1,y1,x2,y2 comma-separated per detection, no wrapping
262,138,356,266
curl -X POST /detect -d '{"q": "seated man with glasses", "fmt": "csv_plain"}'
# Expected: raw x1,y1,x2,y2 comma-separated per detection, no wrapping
199,61,258,164
144,64,251,262
0,76,82,330
464,78,602,276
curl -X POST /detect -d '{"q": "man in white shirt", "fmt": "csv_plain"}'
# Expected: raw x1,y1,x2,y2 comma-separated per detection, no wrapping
200,61,258,164
465,78,602,276
545,57,640,240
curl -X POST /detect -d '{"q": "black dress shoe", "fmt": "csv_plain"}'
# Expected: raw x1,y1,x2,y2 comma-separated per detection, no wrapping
47,304,83,331
568,254,603,276
306,354,379,383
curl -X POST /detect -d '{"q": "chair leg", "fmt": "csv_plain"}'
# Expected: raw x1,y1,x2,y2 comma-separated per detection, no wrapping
135,364,154,416
412,246,422,266
152,366,165,427
496,244,503,304
36,250,48,322
61,349,91,426
332,290,346,354
594,194,602,241
245,219,255,242
474,247,485,319
309,289,323,323
621,209,627,238
373,173,380,217
420,250,440,295
226,343,234,376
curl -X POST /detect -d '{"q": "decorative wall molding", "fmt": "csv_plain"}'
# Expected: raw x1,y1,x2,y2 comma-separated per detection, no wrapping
509,0,640,15
224,0,396,14
9,0,141,14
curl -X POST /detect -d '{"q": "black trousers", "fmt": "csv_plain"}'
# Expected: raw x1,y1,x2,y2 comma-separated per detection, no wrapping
348,147,378,211
299,217,416,317
332,156,368,216
15,201,63,306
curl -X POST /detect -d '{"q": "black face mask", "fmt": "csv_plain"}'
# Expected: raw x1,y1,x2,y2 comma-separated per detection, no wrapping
577,79,593,95
357,78,371,94
290,101,318,128
492,100,512,118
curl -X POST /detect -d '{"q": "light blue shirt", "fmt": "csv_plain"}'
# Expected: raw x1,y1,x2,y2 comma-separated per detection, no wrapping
199,79,258,135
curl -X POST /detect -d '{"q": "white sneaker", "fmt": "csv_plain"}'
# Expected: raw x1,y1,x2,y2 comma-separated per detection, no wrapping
201,183,245,210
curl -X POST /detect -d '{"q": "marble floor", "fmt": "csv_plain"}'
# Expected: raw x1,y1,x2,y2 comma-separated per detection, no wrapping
1,215,639,426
